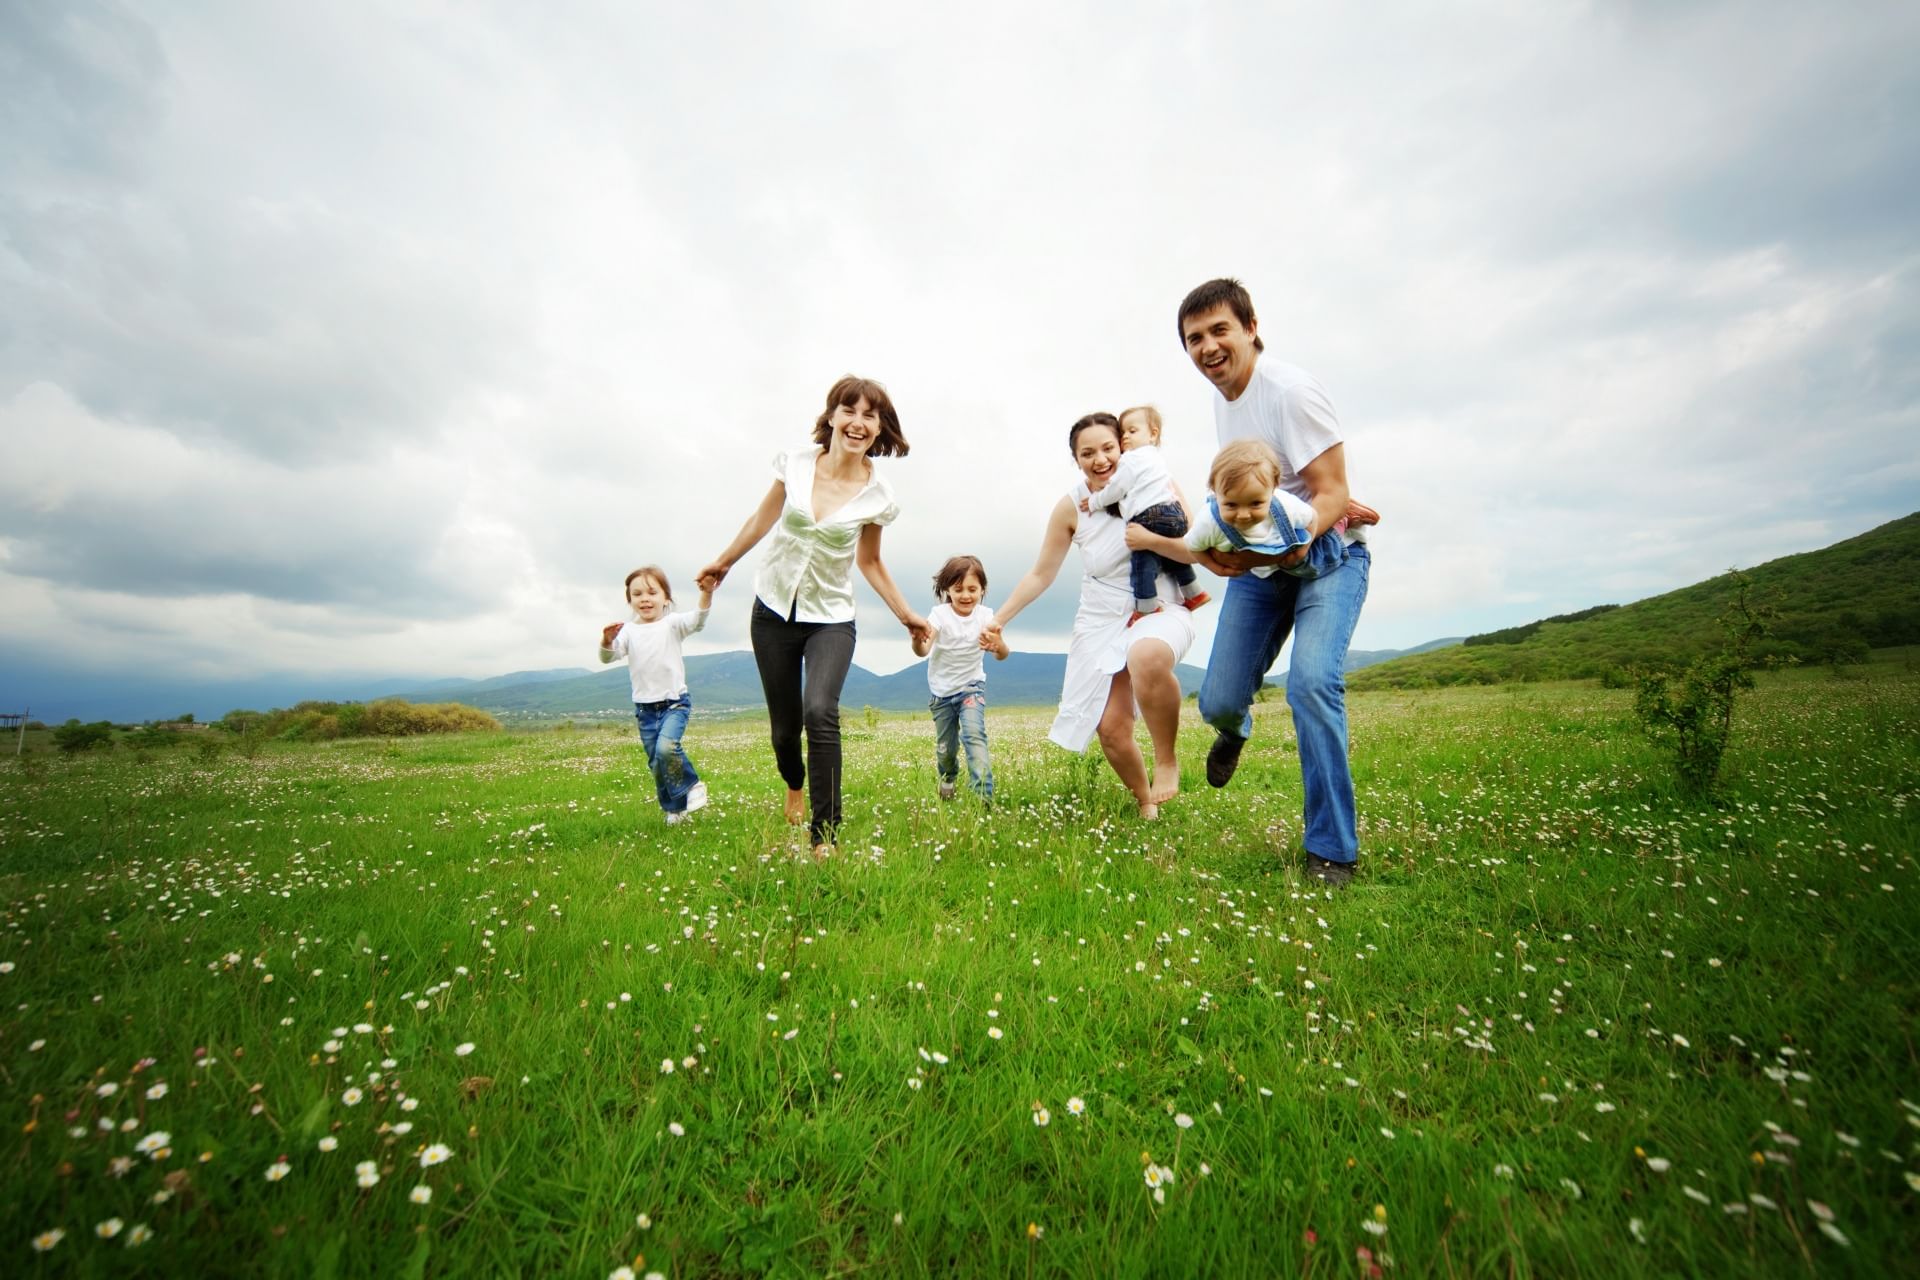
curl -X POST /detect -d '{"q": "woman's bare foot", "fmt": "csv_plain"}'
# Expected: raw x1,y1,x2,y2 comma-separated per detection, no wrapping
1137,800,1159,821
1149,762,1180,805
812,842,835,863
784,789,805,825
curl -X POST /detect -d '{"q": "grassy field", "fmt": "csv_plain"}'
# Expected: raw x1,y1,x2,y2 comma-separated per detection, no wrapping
2,660,1916,1277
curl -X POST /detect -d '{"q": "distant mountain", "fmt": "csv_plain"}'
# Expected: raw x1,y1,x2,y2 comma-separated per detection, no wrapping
1350,512,1920,689
404,634,1464,721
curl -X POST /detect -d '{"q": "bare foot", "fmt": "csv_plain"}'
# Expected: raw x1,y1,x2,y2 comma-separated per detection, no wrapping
812,842,835,863
1137,800,1159,821
784,789,805,825
1149,762,1180,805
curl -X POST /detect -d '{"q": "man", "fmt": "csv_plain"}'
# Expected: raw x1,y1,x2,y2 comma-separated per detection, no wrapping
1177,277,1371,887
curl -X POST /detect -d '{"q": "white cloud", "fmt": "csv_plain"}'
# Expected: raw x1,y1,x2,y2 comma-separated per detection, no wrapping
1,0,1915,701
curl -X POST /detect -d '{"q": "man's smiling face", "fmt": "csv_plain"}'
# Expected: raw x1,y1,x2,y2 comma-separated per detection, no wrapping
1181,303,1260,400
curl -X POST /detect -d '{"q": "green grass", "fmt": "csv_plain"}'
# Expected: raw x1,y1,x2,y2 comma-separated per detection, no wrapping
2,660,1916,1277
1351,512,1920,688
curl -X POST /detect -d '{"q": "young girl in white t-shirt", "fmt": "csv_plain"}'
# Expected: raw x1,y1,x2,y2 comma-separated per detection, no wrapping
598,566,713,825
912,555,1009,801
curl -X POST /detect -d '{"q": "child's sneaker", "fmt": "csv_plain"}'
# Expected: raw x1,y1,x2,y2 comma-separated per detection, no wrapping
1127,606,1164,627
1182,591,1211,611
937,782,956,801
685,782,709,813
665,810,688,826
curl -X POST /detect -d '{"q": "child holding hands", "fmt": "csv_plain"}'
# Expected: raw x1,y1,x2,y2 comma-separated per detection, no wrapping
913,555,1008,801
600,566,712,824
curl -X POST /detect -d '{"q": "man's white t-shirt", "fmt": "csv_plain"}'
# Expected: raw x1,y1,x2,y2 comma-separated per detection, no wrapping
925,602,994,697
601,608,709,703
1214,358,1365,545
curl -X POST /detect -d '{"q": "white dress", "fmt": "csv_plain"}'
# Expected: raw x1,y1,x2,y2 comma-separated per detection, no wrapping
1046,496,1198,752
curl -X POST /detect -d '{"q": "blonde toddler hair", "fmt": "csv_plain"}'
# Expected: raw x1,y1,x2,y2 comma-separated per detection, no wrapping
1208,439,1283,495
1118,404,1164,444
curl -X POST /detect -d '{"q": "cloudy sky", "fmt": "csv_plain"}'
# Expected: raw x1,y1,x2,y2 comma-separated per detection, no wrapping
4,0,1917,712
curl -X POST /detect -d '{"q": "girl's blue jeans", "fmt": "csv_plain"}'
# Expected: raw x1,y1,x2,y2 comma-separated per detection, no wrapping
929,682,993,799
634,694,700,813
1197,543,1370,862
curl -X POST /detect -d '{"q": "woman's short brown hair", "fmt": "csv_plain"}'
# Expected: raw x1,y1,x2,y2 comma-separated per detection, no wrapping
1208,439,1283,495
624,565,671,602
932,555,987,600
812,375,909,458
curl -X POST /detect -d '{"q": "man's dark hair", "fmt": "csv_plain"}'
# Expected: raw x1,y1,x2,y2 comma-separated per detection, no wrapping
1177,277,1264,353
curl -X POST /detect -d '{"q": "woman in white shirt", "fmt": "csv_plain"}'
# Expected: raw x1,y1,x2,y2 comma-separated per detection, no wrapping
697,376,931,860
981,413,1197,819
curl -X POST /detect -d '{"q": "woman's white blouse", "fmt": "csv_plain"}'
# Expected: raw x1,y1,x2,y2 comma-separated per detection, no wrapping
752,446,900,623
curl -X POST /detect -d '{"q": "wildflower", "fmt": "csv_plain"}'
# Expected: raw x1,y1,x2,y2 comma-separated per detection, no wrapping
109,1155,135,1178
342,1087,364,1106
1027,1222,1043,1240
400,1097,419,1112
1559,1178,1582,1199
1067,1097,1085,1116
987,1027,1003,1040
1362,1204,1388,1236
265,1158,291,1181
1033,1105,1051,1127
356,1161,380,1189
410,1185,432,1205
146,1083,169,1101
661,1059,674,1075
667,1122,685,1137
906,1077,923,1091
610,1270,635,1280
1683,1186,1711,1204
95,1218,124,1239
97,1082,120,1097
1645,1157,1670,1173
31,1228,64,1252
392,1122,413,1136
318,1136,339,1152
454,1043,475,1057
1818,1222,1851,1247
419,1143,453,1167
1380,1127,1395,1139
136,1131,171,1156
1628,1217,1648,1245
1493,1164,1515,1179
1174,1113,1194,1129
126,1224,154,1247
636,1213,652,1230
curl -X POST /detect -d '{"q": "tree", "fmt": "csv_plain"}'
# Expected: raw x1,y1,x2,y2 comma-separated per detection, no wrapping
1632,571,1777,796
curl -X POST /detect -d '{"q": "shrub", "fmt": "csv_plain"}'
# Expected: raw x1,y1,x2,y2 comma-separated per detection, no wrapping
53,720,115,753
1631,571,1776,796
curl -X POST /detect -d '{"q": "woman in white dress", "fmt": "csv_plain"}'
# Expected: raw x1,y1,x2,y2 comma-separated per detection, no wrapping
981,413,1197,818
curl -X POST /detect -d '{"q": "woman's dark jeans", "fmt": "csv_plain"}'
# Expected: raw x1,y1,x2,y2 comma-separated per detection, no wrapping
750,599,857,844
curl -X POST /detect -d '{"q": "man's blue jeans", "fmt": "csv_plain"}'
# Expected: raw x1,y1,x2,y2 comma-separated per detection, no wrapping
1197,543,1370,862
929,682,994,800
634,694,700,814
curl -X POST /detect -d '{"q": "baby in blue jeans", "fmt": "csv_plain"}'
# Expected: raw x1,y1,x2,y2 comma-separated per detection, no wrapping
1127,439,1375,583
1078,406,1212,622
1184,439,1368,579
912,555,1009,801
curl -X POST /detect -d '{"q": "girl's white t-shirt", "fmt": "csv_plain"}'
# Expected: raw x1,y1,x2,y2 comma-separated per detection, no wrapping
601,607,709,703
925,602,994,697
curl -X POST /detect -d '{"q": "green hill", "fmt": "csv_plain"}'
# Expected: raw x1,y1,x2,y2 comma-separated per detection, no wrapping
1351,512,1920,689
